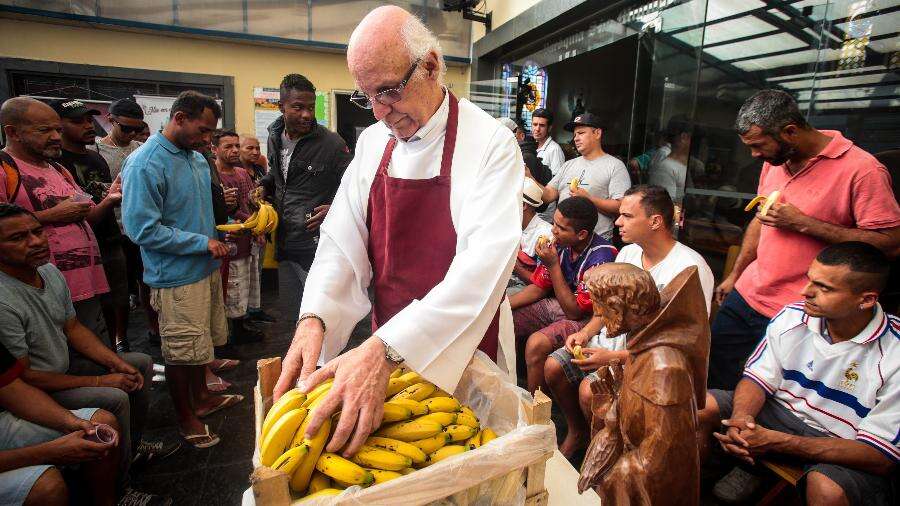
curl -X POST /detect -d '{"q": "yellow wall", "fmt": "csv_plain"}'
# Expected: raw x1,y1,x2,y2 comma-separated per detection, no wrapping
473,0,542,41
0,18,471,133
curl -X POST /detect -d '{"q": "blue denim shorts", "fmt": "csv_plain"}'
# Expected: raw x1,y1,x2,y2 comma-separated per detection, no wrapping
0,407,98,505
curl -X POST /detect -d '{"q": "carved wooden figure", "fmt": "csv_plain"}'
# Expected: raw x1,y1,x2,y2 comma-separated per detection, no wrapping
577,264,710,506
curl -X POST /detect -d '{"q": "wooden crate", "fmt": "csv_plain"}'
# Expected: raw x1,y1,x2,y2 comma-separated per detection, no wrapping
249,357,553,506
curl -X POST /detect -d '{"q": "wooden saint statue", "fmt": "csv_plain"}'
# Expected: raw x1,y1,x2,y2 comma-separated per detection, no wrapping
577,263,710,505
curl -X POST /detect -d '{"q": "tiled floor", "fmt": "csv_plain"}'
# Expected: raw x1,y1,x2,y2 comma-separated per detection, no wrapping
128,274,370,505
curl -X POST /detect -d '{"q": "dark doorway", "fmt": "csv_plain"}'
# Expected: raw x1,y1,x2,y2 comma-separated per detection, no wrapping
334,91,377,154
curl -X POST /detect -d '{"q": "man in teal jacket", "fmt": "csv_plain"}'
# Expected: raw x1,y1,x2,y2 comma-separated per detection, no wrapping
122,91,242,449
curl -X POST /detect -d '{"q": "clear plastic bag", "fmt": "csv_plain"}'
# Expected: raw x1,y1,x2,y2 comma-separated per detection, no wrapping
294,352,556,505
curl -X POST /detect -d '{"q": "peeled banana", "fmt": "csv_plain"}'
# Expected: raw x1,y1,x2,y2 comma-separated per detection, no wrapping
569,177,580,192
316,453,374,486
573,345,586,360
744,190,782,216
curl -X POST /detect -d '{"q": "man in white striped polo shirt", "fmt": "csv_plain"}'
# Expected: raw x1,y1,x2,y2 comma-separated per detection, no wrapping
700,242,897,506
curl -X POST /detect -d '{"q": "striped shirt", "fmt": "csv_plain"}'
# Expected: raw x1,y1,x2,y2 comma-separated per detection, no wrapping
744,302,900,463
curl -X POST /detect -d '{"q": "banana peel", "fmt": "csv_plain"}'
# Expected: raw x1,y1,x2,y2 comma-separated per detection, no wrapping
744,190,782,216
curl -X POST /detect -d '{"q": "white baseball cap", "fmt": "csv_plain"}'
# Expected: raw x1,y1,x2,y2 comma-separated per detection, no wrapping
523,177,543,207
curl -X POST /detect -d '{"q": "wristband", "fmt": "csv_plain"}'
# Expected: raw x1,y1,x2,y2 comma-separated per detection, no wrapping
297,313,326,333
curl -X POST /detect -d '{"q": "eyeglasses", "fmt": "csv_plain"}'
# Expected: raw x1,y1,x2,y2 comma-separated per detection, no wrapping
111,117,144,134
349,59,421,110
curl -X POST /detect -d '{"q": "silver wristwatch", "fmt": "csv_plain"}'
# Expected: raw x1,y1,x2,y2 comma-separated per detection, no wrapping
380,339,404,365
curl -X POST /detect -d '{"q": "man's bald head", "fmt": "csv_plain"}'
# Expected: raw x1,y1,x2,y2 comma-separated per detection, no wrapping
1,97,62,161
346,6,447,140
0,96,53,128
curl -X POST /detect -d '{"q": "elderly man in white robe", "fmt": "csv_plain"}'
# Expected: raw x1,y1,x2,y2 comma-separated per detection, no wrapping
272,6,523,457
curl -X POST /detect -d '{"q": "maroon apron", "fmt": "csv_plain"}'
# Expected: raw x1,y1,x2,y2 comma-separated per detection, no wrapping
366,93,499,360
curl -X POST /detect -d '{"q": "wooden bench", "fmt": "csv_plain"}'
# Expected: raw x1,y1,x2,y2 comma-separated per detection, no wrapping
757,460,804,505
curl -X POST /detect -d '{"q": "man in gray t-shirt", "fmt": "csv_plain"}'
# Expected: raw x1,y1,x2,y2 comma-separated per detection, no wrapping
542,113,631,239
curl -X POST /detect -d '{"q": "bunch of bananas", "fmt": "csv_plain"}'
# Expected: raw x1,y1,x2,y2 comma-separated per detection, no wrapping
259,369,499,500
215,199,279,236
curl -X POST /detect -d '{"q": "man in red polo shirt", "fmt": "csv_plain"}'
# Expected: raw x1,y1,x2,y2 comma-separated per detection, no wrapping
710,89,900,390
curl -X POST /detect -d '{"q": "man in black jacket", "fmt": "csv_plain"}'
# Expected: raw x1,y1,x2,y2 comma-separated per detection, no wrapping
260,74,352,325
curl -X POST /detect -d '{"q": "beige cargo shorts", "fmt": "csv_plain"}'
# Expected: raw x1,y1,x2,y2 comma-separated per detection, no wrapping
150,271,228,366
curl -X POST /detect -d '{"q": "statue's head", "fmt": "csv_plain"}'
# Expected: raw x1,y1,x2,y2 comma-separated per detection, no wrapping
583,263,661,337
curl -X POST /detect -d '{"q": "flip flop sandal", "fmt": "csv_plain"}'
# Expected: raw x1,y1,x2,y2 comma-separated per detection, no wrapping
180,424,220,449
210,359,240,373
206,377,232,393
198,394,244,418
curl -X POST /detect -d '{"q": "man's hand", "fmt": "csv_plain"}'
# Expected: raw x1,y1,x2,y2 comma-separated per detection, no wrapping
535,238,558,266
45,431,113,464
756,201,808,232
207,239,230,259
565,331,590,353
97,373,141,392
570,186,590,199
299,337,394,457
739,424,786,459
48,198,91,223
65,417,98,435
102,176,122,204
223,187,238,208
714,274,737,306
572,347,620,372
272,317,326,400
713,415,756,464
110,361,144,392
305,204,331,231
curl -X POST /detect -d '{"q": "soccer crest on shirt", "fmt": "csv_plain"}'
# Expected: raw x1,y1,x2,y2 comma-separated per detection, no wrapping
840,362,860,391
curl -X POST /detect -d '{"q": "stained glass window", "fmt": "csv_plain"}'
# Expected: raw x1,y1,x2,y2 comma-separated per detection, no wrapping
518,62,548,131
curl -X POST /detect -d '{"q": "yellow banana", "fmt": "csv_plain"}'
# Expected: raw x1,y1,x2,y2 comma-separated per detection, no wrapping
365,436,428,465
759,190,781,216
264,205,279,234
301,379,334,408
215,222,244,232
389,368,403,379
251,205,270,235
270,443,309,476
261,390,306,442
289,416,332,492
260,408,307,467
381,403,413,423
350,445,412,471
365,468,404,484
427,445,467,465
409,433,451,454
399,467,416,475
299,488,342,501
569,177,580,192
316,453,374,486
466,430,482,450
307,471,331,494
455,410,479,429
417,412,457,427
386,398,429,416
573,345,585,360
743,195,767,212
376,419,443,442
390,382,436,402
397,371,422,385
480,427,498,444
240,210,260,230
422,397,460,413
444,424,478,443
426,387,452,399
385,378,411,398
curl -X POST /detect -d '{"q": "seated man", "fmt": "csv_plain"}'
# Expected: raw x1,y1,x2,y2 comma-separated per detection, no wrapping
510,177,553,291
511,196,617,393
699,242,897,506
0,340,121,506
544,184,715,457
0,204,176,479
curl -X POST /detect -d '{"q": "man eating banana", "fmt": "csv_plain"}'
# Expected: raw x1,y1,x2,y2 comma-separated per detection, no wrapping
272,6,522,458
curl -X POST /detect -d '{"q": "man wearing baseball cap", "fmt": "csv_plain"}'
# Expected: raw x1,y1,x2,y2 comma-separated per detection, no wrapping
534,112,632,240
511,178,553,292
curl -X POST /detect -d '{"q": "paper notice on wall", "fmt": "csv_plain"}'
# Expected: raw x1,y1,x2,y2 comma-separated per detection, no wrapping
253,87,331,159
134,95,223,136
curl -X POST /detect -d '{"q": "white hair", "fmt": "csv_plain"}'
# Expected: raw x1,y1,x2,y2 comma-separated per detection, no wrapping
401,14,446,83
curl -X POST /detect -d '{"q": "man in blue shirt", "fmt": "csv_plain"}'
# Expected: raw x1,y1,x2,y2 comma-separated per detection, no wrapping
122,91,242,449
